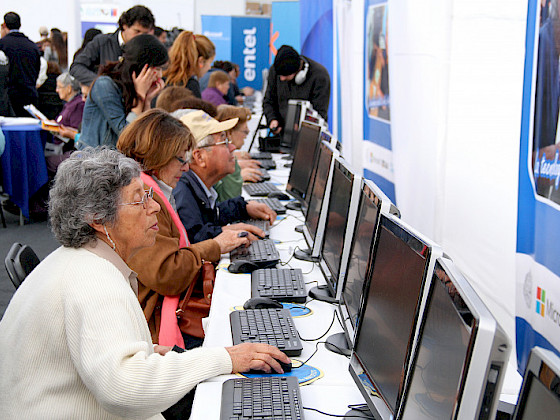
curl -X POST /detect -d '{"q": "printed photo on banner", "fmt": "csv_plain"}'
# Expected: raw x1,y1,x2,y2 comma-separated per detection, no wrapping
532,0,560,205
365,3,389,121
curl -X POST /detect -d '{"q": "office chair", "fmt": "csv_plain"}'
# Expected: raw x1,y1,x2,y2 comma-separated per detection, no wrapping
4,243,40,289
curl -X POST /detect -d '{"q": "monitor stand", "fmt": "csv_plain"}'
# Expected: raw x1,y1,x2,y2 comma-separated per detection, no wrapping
283,163,292,168
294,248,320,262
286,201,302,211
294,224,304,233
308,285,338,304
325,332,351,356
344,407,373,419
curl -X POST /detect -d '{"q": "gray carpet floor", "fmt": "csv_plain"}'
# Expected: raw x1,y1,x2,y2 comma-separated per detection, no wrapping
0,209,60,319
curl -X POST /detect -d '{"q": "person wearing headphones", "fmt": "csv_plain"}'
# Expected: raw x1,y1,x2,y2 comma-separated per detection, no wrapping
263,44,330,136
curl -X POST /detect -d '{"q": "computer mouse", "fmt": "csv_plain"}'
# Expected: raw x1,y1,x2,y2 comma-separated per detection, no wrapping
267,191,290,200
246,358,292,374
228,260,259,274
243,297,283,310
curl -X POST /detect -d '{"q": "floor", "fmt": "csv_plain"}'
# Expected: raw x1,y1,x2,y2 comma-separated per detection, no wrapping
0,206,60,319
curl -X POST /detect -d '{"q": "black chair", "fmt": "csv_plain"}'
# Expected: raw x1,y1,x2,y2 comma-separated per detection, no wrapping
4,243,40,289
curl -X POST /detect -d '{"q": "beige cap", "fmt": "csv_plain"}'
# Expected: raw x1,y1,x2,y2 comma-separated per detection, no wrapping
179,110,238,145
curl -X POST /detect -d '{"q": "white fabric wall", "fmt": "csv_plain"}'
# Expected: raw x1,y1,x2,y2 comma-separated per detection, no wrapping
337,0,528,346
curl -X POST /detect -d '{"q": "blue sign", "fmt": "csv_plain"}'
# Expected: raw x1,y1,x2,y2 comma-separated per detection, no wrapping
231,17,270,90
271,2,300,65
201,15,232,62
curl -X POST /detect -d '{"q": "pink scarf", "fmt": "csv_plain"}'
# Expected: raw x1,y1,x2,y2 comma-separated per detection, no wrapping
141,172,189,348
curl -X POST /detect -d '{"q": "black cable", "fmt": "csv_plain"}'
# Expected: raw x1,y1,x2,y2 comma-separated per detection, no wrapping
299,311,337,341
302,406,375,419
305,280,318,285
294,340,323,367
304,297,315,308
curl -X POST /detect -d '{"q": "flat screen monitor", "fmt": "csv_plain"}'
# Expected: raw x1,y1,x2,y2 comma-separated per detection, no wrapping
349,214,441,419
281,100,304,150
320,158,360,298
299,141,337,261
397,257,511,420
303,130,335,214
335,180,396,349
286,121,322,204
513,347,560,420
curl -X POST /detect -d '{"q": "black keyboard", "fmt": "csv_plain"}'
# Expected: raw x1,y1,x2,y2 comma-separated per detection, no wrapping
259,159,277,170
230,308,303,356
220,377,304,420
242,219,270,237
244,182,281,197
255,198,287,214
230,238,280,268
250,152,273,160
259,168,271,181
252,268,307,303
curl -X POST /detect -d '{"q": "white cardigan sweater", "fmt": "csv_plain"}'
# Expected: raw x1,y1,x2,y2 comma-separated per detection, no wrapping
0,244,232,419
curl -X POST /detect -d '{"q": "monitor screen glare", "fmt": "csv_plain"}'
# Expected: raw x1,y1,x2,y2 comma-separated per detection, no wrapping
353,216,431,414
340,186,381,338
287,123,322,202
399,261,473,419
305,142,333,241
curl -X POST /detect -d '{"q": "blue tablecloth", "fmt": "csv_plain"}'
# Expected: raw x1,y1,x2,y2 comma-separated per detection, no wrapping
1,124,48,218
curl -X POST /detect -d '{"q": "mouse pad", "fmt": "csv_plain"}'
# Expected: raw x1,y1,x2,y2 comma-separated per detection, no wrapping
229,304,313,317
237,359,323,386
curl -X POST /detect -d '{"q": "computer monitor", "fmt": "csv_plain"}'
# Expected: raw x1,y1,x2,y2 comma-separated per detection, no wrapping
312,157,362,304
281,99,308,151
397,257,511,420
295,141,338,262
349,214,442,420
326,179,398,356
513,347,560,419
285,121,323,206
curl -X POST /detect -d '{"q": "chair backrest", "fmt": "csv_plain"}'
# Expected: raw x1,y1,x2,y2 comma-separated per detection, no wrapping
4,243,40,289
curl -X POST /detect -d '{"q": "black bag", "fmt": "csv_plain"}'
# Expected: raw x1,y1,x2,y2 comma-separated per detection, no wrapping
259,130,282,153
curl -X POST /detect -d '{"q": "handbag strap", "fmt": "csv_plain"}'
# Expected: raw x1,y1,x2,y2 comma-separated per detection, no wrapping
176,260,216,316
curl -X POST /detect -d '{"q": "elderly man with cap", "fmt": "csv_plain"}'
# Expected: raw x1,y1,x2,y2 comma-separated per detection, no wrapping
174,110,276,244
263,44,330,136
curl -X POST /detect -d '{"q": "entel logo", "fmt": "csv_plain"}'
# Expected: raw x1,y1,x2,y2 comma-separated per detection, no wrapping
243,27,257,82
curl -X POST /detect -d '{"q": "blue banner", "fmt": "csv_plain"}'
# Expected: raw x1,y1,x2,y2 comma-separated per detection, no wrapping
270,2,300,65
201,15,232,62
362,0,394,203
516,0,560,374
300,0,333,129
231,17,270,91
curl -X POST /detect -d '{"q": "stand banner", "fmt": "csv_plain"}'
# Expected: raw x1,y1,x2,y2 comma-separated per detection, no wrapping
517,0,560,373
362,0,394,203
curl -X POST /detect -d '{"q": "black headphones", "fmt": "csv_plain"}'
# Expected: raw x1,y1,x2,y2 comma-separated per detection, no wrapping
295,58,309,85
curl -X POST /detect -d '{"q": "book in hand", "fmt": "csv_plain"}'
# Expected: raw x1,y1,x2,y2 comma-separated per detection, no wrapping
23,104,48,121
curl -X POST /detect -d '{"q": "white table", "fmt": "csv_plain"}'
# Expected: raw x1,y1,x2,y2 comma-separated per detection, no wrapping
190,150,523,419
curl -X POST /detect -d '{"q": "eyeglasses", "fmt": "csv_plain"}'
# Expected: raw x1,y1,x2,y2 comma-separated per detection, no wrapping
119,187,154,209
200,135,231,148
175,155,189,165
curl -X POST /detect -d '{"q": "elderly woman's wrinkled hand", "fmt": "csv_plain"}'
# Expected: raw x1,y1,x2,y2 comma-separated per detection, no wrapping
213,229,251,253
223,222,265,240
238,159,261,169
225,343,290,374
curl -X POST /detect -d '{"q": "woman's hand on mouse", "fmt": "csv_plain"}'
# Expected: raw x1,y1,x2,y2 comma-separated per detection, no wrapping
213,230,251,253
226,343,291,373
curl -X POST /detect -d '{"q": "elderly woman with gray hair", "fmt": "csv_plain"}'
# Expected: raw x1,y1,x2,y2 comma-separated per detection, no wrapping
54,71,85,131
0,147,288,418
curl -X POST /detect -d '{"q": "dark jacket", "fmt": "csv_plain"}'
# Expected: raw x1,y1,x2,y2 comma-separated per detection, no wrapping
173,170,249,244
0,31,40,113
263,55,330,127
70,31,122,86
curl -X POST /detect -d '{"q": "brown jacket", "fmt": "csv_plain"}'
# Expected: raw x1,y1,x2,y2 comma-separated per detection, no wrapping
128,191,221,343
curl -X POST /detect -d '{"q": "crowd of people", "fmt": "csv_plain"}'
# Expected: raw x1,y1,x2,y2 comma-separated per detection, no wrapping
0,5,331,418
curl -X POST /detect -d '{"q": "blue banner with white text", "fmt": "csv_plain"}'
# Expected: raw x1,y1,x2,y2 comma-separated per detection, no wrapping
516,0,560,374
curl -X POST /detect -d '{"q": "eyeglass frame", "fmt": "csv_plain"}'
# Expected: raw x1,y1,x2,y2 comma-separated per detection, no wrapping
119,187,154,209
198,132,231,149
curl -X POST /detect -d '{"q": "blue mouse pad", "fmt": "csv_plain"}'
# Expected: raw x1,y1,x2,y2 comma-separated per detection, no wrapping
238,360,323,386
282,302,312,317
